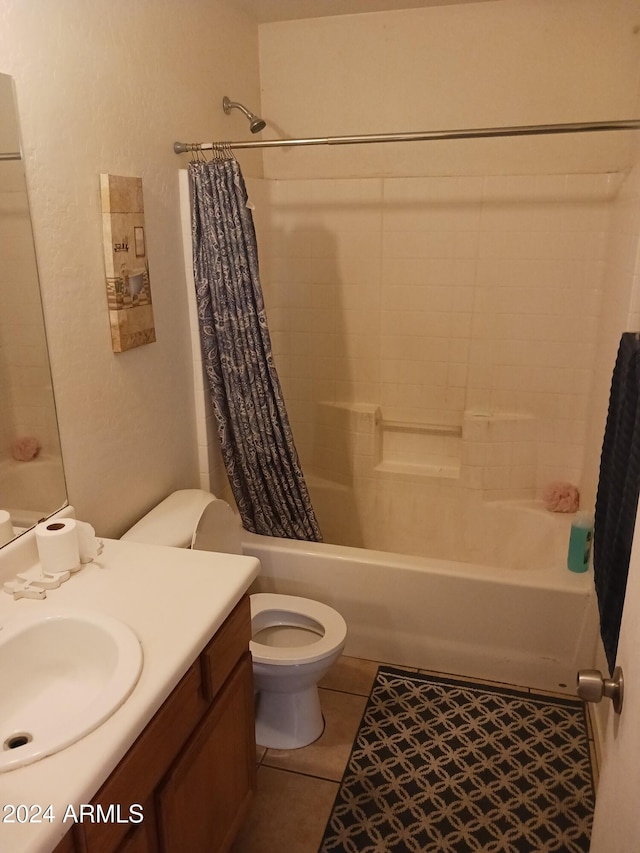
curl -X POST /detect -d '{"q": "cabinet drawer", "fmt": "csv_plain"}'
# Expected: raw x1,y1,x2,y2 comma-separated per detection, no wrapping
201,596,251,701
75,661,207,853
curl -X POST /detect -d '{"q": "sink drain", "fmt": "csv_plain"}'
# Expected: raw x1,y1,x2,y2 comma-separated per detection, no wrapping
4,732,32,751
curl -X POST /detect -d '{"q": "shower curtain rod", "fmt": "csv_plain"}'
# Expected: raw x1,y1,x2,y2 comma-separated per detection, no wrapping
0,151,21,161
174,118,640,154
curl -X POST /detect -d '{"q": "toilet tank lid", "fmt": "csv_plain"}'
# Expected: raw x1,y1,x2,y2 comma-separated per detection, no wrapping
122,489,216,548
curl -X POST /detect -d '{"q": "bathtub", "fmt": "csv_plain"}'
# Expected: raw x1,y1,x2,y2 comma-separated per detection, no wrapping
0,455,67,530
242,519,598,695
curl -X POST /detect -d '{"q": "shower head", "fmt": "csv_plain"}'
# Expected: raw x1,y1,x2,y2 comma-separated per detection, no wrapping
222,96,266,134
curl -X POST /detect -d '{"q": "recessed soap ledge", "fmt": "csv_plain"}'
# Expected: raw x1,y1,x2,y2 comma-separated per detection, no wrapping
0,507,260,853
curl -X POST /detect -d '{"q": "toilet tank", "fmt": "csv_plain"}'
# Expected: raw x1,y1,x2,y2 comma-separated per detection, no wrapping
121,489,242,555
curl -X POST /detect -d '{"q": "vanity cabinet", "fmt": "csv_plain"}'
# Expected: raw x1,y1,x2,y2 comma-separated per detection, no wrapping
55,595,255,853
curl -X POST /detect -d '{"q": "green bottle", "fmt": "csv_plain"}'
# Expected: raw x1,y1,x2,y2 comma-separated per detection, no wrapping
567,512,593,573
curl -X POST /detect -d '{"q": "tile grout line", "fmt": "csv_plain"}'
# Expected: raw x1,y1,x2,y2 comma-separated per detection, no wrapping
257,762,343,786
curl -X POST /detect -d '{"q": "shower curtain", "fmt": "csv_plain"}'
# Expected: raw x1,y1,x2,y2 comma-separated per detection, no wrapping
188,156,322,541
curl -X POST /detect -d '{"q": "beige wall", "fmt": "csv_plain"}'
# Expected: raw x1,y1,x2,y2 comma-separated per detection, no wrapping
244,0,640,554
0,0,261,536
259,0,640,179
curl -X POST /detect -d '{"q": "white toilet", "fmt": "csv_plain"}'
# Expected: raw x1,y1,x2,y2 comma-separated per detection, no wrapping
122,489,347,750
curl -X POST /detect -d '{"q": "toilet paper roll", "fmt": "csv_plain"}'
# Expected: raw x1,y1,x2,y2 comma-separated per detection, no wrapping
0,510,15,547
35,518,80,575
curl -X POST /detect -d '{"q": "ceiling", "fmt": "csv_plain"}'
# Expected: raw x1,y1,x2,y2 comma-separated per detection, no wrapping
235,0,498,24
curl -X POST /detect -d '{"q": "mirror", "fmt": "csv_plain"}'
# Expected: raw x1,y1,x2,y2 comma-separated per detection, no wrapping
0,72,67,545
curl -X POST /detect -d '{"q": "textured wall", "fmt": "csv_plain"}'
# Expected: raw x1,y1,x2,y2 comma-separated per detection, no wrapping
0,0,261,536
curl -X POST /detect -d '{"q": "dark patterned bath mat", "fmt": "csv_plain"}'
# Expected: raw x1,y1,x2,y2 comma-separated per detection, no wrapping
319,666,594,853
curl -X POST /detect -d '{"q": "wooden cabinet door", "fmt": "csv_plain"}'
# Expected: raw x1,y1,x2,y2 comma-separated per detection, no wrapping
76,662,207,853
117,798,158,853
119,830,154,853
156,654,256,853
52,830,76,853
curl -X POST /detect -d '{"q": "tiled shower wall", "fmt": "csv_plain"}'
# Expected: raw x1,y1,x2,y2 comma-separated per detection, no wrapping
254,172,615,551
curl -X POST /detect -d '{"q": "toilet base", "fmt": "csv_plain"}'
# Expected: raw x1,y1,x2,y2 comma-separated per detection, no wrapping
255,684,325,749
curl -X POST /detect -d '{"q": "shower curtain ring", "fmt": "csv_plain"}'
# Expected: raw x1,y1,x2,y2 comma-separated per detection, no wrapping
189,143,206,162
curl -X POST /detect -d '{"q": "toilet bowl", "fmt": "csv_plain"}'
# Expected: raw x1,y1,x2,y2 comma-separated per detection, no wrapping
250,593,347,749
121,489,347,749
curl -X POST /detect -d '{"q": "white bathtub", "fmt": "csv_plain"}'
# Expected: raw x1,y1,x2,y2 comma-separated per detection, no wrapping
0,455,67,530
242,526,598,695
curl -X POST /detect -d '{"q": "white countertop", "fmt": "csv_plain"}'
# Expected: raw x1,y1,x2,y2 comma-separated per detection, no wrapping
0,536,260,853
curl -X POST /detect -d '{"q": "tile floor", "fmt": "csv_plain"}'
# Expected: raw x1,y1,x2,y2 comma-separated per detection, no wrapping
230,656,599,853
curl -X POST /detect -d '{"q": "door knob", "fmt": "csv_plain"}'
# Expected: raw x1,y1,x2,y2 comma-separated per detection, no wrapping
576,666,624,714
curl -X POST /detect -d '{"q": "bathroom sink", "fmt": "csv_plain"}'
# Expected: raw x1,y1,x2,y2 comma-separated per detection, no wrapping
0,608,143,772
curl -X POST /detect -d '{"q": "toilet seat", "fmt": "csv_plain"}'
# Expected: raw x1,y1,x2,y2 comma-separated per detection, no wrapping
250,593,347,667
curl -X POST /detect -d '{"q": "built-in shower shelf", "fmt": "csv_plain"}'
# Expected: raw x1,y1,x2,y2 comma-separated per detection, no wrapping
375,460,461,478
382,420,462,437
377,418,462,480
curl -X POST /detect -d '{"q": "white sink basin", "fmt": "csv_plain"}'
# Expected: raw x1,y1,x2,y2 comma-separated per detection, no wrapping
0,608,143,772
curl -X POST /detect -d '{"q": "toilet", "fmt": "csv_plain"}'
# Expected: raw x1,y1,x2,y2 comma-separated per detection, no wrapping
121,489,347,750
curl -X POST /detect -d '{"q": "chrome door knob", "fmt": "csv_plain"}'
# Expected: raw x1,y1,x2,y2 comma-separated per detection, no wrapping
576,666,624,714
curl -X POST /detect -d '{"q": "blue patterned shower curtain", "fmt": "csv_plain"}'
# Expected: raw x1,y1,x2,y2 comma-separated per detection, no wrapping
189,157,322,541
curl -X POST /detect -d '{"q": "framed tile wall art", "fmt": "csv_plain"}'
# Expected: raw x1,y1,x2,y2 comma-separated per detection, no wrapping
100,174,156,352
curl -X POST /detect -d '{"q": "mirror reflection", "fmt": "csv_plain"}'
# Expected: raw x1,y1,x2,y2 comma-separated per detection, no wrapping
0,72,67,545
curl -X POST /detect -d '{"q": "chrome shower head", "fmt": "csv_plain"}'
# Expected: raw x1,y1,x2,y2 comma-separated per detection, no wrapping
222,96,266,134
